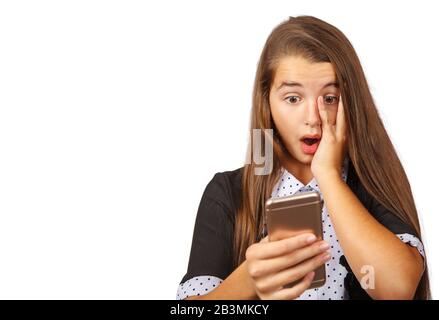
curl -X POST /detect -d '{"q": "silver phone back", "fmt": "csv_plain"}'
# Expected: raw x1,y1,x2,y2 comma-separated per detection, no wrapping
265,191,325,289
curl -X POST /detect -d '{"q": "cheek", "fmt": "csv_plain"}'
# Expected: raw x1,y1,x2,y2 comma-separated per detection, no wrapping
270,103,301,142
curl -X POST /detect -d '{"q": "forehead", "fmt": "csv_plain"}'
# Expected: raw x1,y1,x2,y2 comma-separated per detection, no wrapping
272,55,337,88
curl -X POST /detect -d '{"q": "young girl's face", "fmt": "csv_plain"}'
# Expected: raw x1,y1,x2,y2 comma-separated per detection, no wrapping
269,55,340,165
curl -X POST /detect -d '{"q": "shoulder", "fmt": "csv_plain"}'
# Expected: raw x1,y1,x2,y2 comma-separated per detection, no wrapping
178,168,244,288
203,167,243,211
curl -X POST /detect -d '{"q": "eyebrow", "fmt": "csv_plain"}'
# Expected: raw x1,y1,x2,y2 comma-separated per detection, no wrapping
277,81,339,91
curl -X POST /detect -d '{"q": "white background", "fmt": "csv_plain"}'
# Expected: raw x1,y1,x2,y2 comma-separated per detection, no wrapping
0,0,438,299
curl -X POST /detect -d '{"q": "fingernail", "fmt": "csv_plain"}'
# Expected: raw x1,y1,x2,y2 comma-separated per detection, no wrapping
319,242,330,250
322,253,331,261
306,235,317,243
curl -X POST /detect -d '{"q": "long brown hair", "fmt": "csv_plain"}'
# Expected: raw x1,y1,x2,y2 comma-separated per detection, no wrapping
234,15,430,299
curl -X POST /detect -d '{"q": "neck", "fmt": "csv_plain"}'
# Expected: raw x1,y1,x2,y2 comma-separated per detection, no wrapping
279,153,314,185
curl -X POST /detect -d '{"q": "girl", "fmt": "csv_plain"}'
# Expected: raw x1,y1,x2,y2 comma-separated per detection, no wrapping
176,16,429,300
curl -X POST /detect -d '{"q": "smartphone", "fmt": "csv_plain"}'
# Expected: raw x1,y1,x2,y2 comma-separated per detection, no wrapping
265,191,326,289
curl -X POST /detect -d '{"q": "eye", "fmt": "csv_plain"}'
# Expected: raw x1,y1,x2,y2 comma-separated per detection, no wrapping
324,95,338,105
285,96,301,104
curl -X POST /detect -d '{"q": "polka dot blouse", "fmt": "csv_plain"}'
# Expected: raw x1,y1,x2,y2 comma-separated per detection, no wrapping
176,158,425,300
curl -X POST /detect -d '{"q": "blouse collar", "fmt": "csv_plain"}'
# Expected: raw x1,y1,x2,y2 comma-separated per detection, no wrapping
274,156,350,199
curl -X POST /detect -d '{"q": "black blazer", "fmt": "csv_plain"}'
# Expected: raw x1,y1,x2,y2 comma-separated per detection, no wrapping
180,159,418,299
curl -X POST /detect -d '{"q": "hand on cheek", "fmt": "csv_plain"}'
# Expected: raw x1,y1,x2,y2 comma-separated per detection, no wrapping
311,94,347,180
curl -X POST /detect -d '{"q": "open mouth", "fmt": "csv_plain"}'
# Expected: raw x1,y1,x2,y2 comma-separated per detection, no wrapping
300,136,321,154
302,138,320,146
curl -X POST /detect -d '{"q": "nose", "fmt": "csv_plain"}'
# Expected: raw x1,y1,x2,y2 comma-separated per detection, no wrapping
304,98,321,127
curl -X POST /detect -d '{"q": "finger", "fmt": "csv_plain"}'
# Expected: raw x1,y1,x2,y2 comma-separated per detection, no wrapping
270,271,315,300
317,96,332,129
250,240,329,277
260,236,269,243
336,93,347,138
247,233,317,260
256,251,330,293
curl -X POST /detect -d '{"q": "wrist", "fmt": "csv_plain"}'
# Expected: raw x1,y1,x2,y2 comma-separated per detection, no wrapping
315,169,342,185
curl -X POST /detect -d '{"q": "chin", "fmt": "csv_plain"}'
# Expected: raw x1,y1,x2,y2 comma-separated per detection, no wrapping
287,149,314,165
300,156,313,165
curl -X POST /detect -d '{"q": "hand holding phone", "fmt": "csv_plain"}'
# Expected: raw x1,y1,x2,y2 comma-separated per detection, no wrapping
265,191,327,289
245,232,331,299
